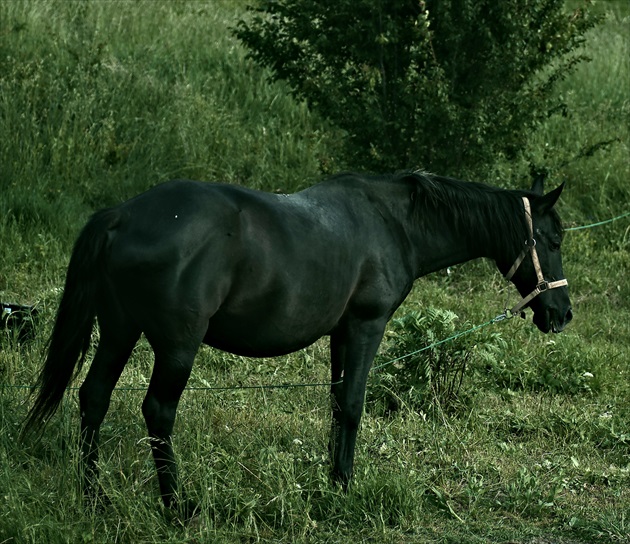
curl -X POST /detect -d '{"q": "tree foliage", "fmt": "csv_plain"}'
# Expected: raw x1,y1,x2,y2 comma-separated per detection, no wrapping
235,0,600,176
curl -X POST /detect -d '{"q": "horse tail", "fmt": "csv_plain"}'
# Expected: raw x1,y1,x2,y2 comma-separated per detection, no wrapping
22,208,119,436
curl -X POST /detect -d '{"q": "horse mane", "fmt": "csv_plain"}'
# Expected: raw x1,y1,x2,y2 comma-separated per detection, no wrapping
395,171,563,261
323,170,562,261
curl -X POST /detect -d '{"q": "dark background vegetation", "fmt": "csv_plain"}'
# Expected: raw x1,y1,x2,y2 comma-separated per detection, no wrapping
235,0,600,175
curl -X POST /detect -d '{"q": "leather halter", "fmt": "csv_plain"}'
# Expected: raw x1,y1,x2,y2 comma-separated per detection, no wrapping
504,197,568,317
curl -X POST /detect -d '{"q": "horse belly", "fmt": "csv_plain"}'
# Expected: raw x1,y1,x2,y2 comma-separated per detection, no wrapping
201,236,357,357
203,309,336,357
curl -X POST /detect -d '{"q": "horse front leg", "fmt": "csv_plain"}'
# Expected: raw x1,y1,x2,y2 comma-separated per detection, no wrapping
329,318,387,489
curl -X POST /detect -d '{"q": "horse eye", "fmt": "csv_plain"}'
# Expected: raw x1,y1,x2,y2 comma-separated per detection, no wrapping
550,241,561,252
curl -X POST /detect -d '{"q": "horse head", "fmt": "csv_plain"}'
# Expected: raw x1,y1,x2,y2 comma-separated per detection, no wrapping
501,179,573,333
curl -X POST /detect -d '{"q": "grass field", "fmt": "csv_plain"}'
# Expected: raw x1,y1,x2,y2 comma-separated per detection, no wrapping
1,1,629,542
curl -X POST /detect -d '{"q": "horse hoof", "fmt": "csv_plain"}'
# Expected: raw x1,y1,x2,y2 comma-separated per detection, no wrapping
331,469,352,493
165,498,201,526
180,499,201,523
84,487,112,513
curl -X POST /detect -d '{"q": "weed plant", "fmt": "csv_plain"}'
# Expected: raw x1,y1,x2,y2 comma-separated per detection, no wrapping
0,1,628,542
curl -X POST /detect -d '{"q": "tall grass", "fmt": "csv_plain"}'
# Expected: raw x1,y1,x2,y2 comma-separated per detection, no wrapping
1,1,628,542
0,0,331,297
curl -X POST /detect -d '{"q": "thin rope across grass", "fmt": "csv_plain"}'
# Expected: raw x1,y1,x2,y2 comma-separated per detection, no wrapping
0,313,520,393
565,210,630,231
1,209,627,394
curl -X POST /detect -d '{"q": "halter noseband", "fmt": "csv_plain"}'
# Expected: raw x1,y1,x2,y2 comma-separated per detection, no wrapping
504,197,568,317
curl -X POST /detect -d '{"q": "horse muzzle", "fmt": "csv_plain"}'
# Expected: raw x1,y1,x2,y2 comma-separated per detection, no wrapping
534,305,573,334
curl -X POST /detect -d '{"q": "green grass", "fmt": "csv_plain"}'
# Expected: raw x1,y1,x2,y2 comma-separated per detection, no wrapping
1,1,629,542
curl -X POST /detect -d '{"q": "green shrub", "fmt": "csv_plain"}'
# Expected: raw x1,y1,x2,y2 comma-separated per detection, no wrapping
235,0,601,176
368,307,505,414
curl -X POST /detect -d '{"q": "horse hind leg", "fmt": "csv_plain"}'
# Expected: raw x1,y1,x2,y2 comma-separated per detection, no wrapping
78,314,140,507
141,335,202,520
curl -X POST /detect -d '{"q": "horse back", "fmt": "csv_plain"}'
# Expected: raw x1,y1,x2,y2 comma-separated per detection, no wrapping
100,179,414,355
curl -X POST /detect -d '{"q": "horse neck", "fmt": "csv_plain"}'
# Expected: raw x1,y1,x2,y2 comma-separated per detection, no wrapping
408,187,524,277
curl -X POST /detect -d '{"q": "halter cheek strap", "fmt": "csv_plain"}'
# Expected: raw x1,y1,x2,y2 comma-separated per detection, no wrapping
504,197,568,316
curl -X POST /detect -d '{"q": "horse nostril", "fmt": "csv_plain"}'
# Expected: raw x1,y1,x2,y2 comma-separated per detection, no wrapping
565,308,573,324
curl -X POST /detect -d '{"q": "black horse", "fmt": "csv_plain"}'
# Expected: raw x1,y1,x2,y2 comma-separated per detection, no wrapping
24,171,572,518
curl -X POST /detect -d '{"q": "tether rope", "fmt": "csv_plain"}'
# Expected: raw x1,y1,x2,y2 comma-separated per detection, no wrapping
565,210,630,231
1,209,627,394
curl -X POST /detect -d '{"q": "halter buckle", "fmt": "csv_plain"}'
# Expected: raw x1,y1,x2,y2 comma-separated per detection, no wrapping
537,281,549,293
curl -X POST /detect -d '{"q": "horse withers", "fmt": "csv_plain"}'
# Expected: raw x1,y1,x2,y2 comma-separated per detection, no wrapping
23,171,572,519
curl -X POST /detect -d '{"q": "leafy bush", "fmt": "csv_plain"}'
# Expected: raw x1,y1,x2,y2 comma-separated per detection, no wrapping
369,304,605,416
368,307,506,414
235,0,601,176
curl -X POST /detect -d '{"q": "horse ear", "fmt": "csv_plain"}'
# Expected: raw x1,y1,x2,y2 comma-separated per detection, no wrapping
535,182,565,213
530,167,547,195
